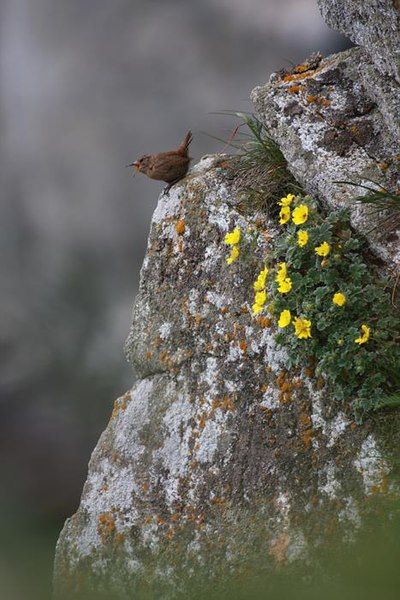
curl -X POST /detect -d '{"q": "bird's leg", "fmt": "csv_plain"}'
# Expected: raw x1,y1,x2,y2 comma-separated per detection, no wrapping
162,183,172,196
162,177,182,196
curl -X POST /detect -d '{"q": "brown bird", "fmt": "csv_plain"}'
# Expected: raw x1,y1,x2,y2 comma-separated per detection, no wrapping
127,131,193,192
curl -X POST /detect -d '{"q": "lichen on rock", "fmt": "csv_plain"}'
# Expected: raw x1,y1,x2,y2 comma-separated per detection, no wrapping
54,2,400,597
54,154,400,599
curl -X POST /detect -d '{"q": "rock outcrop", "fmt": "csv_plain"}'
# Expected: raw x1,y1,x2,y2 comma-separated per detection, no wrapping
54,2,400,598
252,1,400,268
318,0,400,84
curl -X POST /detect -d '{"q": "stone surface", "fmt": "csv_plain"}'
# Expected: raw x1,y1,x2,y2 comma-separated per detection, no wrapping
251,46,400,269
54,2,400,596
54,157,400,598
318,0,400,84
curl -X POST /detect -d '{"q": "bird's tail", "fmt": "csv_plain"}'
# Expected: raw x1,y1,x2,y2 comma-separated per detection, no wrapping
178,130,193,155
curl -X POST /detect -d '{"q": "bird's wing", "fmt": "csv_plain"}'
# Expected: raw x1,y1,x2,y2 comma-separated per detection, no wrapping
149,154,189,181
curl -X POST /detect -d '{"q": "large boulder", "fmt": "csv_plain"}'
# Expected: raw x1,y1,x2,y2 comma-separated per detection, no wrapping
54,156,399,598
54,1,400,597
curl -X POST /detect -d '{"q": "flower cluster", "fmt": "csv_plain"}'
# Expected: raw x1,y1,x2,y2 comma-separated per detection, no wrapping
252,267,268,315
275,262,292,294
224,227,241,265
221,190,400,415
250,193,400,415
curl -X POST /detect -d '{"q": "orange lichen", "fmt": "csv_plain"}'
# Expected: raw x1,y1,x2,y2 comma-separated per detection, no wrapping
170,513,180,523
269,533,290,564
220,306,229,315
175,219,185,235
257,316,272,328
282,65,322,82
275,370,297,404
211,396,235,412
98,512,116,542
115,532,125,544
210,496,227,507
110,392,130,420
299,413,312,428
239,340,248,354
306,94,331,107
287,84,304,94
295,64,311,73
299,404,314,450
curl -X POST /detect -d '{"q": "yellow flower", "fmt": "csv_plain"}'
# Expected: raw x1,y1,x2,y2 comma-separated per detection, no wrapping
278,193,295,207
224,227,241,246
277,278,292,294
278,309,291,328
253,267,268,291
275,262,287,283
279,206,291,225
332,292,346,307
315,241,330,257
337,339,344,346
255,290,267,306
292,204,309,225
252,302,264,315
355,324,370,345
226,245,240,265
297,230,309,247
293,317,312,339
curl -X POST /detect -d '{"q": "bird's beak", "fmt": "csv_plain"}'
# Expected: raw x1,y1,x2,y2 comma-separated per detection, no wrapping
126,161,140,169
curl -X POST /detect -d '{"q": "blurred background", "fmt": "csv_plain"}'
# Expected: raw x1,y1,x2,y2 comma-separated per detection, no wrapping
0,0,348,596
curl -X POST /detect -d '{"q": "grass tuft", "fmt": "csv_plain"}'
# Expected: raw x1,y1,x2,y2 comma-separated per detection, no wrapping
214,112,299,213
336,178,400,233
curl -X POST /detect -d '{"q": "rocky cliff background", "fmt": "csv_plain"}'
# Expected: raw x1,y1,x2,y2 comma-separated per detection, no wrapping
54,1,400,598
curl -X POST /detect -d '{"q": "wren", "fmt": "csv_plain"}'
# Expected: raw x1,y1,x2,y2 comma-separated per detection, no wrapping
128,131,193,192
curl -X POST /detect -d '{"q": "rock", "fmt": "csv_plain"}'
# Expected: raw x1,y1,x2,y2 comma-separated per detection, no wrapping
252,45,400,269
318,0,400,84
54,2,400,596
54,157,400,598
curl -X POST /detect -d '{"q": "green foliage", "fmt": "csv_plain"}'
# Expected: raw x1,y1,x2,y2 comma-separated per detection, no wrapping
217,112,298,212
258,195,400,418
